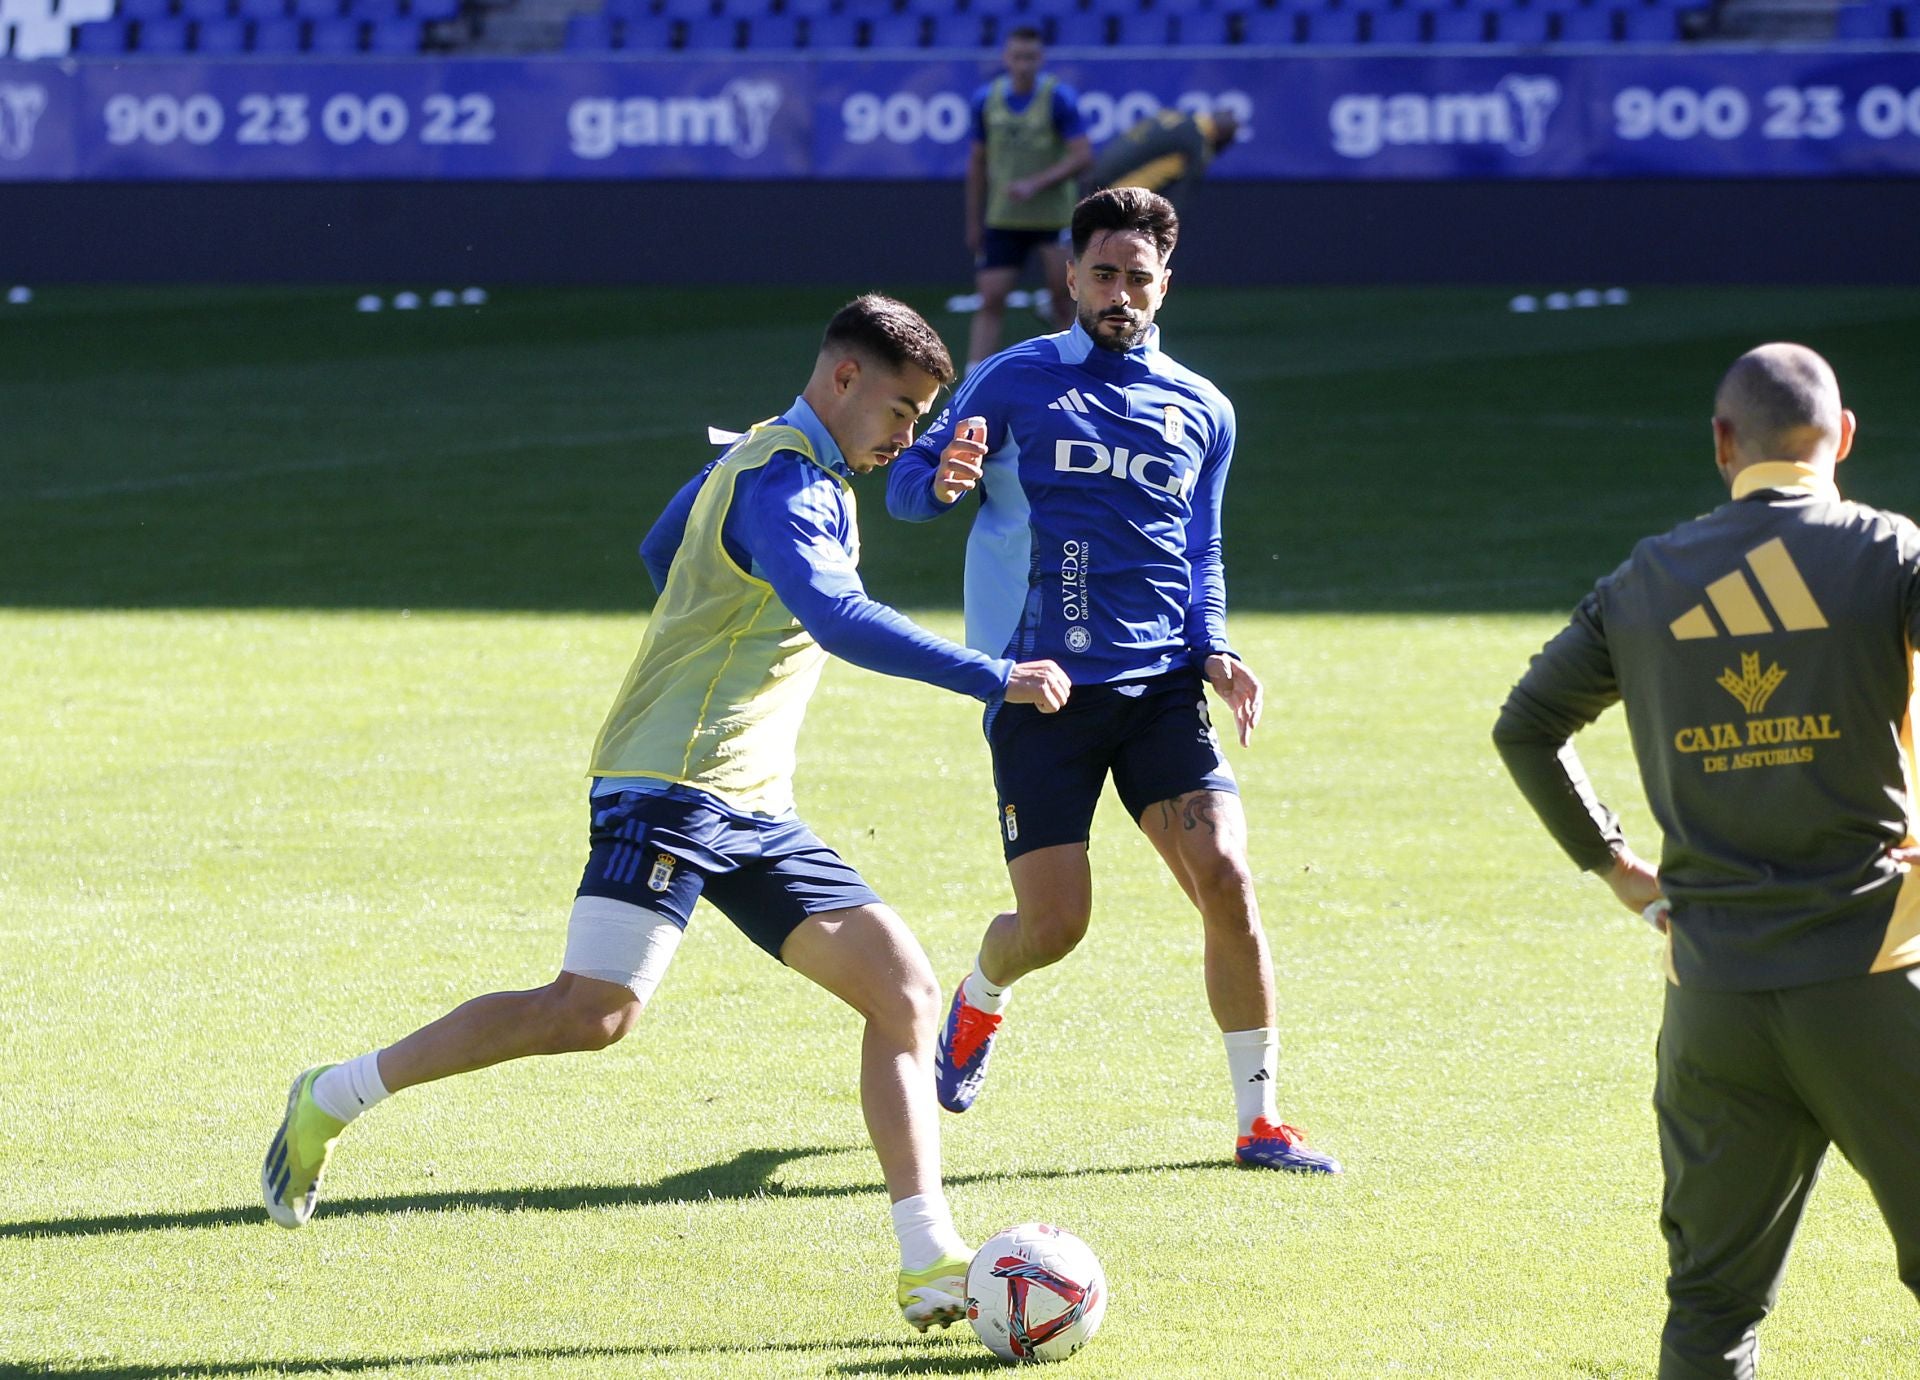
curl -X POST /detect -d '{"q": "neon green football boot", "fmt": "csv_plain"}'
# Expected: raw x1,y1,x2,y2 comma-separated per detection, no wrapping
262,1065,347,1229
898,1250,971,1333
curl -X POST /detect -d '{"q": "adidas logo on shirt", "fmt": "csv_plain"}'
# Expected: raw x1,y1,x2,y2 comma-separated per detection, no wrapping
1047,389,1092,414
1670,537,1830,640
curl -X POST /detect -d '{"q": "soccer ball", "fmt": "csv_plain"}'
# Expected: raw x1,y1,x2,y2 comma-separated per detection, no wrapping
965,1223,1108,1364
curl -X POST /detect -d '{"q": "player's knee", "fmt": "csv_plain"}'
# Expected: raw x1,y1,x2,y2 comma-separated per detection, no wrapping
541,983,644,1053
868,962,943,1043
1188,853,1256,912
1022,908,1090,965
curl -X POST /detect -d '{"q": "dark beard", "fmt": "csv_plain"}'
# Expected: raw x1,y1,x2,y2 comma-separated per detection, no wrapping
1080,307,1146,353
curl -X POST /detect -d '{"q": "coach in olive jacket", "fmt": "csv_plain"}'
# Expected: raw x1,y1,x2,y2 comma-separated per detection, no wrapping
1494,343,1920,1380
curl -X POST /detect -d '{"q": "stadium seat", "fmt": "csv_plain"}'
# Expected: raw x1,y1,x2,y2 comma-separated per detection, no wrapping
7,11,67,51
925,12,986,43
406,0,458,18
1369,8,1422,40
1553,6,1613,37
1111,11,1174,41
563,12,616,46
655,0,711,16
195,13,249,44
119,0,173,22
621,12,673,44
902,0,956,15
304,14,362,47
1298,7,1362,40
679,13,738,44
1023,0,1084,16
1401,0,1459,13
865,11,923,44
741,13,801,44
365,14,417,46
0,0,46,21
968,0,1022,16
1492,7,1550,40
291,0,339,20
135,14,191,46
249,13,301,45
1618,4,1676,37
180,0,228,18
62,0,118,17
69,15,129,48
1428,7,1484,39
781,0,833,13
1235,7,1296,41
806,11,859,44
1046,9,1106,40
235,0,284,18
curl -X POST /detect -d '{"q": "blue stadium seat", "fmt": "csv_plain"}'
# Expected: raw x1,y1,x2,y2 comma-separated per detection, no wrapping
712,0,764,16
1298,7,1361,39
742,13,802,44
1047,9,1107,40
135,15,191,46
1369,8,1422,40
179,0,229,21
1111,11,1173,42
119,0,174,21
969,0,1024,15
365,14,417,47
781,0,834,13
70,16,131,49
1618,4,1676,37
1023,0,1083,16
195,15,249,46
249,14,302,46
926,12,987,43
563,12,617,46
902,0,956,15
655,0,711,16
304,14,362,47
291,0,340,20
1235,7,1294,41
1895,1,1917,35
603,0,649,17
1833,2,1894,33
406,0,458,19
1428,7,1484,39
1492,7,1550,39
235,0,285,18
1523,0,1584,11
679,13,739,44
865,12,923,44
1553,6,1613,37
806,12,861,44
1402,0,1458,13
348,0,403,16
1154,0,1214,12
621,13,674,43
836,0,892,14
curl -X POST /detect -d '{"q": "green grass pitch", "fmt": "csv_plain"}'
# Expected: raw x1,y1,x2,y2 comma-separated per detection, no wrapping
4,283,1919,1378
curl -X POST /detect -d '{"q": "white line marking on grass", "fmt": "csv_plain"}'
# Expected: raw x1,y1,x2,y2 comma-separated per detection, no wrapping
23,424,691,502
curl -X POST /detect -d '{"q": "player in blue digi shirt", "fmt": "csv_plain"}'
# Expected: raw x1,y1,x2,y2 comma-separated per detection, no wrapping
887,187,1342,1174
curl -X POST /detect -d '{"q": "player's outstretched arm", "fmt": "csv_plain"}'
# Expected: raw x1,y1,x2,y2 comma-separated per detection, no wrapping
1204,653,1261,747
1004,659,1070,713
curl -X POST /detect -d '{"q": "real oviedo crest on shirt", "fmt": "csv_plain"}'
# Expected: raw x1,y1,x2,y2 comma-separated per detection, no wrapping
1163,406,1185,446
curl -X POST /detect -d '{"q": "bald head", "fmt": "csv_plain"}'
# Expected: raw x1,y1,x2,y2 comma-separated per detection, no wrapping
1713,343,1846,466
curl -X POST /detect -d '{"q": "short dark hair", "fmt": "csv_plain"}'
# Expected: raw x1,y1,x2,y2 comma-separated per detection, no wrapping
1071,186,1179,262
822,294,955,387
1005,23,1042,43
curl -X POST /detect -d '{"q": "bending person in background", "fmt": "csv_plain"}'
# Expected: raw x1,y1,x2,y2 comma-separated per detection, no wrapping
1089,108,1239,214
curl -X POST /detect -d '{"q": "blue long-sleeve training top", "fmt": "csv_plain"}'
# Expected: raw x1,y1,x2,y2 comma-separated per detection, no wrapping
886,321,1234,685
640,395,1014,703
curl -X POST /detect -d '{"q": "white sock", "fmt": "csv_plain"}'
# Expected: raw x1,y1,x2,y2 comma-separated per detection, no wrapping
1222,1027,1280,1137
961,955,1011,1015
310,1050,391,1124
891,1192,969,1274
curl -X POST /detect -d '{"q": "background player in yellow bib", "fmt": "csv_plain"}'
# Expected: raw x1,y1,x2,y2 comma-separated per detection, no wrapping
1496,344,1920,1378
261,296,1070,1332
964,26,1092,375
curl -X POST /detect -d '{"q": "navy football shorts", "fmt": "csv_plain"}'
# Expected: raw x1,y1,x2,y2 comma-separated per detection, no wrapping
977,225,1067,272
575,786,881,960
985,668,1239,861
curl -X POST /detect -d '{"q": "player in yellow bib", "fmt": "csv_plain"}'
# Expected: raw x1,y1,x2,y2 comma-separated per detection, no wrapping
262,296,1070,1332
964,26,1092,374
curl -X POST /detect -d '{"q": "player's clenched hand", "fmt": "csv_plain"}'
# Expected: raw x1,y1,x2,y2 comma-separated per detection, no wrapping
934,417,987,504
1005,660,1070,713
1204,653,1262,747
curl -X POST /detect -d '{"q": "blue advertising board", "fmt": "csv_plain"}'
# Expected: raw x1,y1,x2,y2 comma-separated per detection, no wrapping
1,49,1918,182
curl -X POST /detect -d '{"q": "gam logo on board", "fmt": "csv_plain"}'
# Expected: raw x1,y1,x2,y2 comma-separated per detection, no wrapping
0,83,49,161
1329,74,1561,160
568,78,783,161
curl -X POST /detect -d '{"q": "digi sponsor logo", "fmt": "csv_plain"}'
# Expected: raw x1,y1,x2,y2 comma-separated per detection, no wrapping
1330,75,1560,160
0,83,49,161
569,78,782,160
1053,439,1195,498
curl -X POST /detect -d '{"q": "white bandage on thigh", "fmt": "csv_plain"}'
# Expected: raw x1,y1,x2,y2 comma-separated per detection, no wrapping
563,895,686,1001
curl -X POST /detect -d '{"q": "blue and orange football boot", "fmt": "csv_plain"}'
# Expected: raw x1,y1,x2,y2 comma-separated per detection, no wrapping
1235,1117,1342,1174
934,981,1002,1113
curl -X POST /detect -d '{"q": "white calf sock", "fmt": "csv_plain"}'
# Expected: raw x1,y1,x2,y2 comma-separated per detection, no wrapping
891,1192,969,1274
311,1050,391,1124
961,955,1012,1015
1222,1027,1280,1137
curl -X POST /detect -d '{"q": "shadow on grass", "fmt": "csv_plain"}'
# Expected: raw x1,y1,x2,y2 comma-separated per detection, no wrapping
0,1147,1225,1241
0,1337,1004,1380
